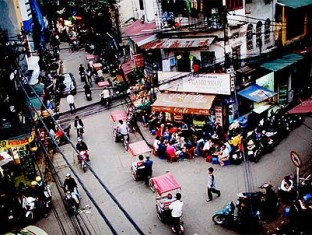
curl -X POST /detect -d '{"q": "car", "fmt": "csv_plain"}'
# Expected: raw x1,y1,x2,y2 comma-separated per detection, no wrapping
58,73,77,96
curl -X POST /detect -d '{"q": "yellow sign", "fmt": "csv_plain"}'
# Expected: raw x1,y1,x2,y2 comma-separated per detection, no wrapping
0,130,35,152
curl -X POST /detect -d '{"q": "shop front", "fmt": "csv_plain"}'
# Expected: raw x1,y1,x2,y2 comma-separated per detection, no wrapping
259,53,303,106
152,92,216,128
237,83,277,127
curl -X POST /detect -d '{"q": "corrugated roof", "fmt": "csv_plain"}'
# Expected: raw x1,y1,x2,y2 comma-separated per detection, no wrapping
278,0,312,9
124,20,156,44
260,53,303,72
140,37,215,49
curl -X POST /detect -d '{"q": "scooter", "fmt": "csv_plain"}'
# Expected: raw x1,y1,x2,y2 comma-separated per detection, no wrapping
80,71,86,82
64,189,80,215
212,192,262,232
246,139,262,162
84,86,92,101
78,150,90,172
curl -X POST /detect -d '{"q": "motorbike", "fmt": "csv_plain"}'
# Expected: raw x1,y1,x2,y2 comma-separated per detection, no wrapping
229,148,243,165
70,38,80,52
212,192,263,233
20,196,48,224
64,189,80,215
80,71,86,82
78,150,90,172
52,46,60,61
246,139,263,162
84,85,92,101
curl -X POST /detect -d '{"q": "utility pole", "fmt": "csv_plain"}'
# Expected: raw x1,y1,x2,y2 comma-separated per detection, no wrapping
223,0,231,71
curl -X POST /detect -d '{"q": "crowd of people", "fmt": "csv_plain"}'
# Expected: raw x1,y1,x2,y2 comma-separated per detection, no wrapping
130,110,243,165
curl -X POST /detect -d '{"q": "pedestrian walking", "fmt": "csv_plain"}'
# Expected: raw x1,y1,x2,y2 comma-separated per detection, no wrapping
66,93,76,113
206,167,220,202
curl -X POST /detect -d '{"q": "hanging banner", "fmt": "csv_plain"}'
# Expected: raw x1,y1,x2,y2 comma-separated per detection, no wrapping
0,130,35,151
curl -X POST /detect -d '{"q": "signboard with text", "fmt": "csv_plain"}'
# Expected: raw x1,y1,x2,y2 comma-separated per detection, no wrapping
165,73,231,95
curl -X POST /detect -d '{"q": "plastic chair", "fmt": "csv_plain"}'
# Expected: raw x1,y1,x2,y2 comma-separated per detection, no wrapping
212,156,218,164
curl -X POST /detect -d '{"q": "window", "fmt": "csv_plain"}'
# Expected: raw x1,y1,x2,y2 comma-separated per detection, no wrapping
200,51,215,69
247,24,253,51
256,21,262,48
264,19,270,44
139,0,144,10
226,0,243,10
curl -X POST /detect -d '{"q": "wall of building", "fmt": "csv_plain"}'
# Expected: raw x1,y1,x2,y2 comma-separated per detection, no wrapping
0,0,20,36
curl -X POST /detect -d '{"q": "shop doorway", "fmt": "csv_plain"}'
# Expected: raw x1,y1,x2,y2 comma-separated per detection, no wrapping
176,52,191,72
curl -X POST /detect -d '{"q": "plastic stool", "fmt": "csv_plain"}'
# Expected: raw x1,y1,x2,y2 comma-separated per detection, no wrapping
212,157,218,164
223,159,231,166
206,155,212,163
151,129,156,135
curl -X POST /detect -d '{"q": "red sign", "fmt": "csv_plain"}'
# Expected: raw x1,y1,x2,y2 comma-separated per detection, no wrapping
134,54,144,68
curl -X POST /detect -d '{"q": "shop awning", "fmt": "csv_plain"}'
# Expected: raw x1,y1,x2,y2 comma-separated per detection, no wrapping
287,97,312,114
140,37,215,49
253,104,272,114
152,93,215,115
0,152,13,167
260,53,303,72
121,60,135,75
277,0,312,9
124,20,156,46
238,84,277,103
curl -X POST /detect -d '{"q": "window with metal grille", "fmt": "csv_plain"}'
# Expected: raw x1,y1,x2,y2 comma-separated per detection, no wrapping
226,0,243,10
264,19,270,44
247,24,253,50
256,21,262,48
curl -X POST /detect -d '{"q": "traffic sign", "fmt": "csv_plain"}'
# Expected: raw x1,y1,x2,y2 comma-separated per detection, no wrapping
290,151,302,168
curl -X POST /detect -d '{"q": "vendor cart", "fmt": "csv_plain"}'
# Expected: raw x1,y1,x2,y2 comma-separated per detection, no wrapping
110,110,129,150
150,173,182,223
128,140,151,181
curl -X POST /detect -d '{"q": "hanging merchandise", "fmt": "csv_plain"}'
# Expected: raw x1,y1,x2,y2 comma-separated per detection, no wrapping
185,0,191,14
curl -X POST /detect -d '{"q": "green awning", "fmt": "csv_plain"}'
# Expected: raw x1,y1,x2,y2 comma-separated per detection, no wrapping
278,0,312,9
259,53,303,72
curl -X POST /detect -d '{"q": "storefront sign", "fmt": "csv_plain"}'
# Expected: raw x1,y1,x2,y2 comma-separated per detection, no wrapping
165,74,231,95
215,106,223,126
134,54,144,68
256,72,274,92
0,131,35,151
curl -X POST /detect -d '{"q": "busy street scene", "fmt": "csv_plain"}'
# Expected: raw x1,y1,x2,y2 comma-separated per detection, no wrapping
0,0,312,234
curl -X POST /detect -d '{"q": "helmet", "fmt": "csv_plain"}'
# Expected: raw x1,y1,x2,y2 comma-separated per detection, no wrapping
66,173,71,177
31,181,38,186
35,176,42,182
78,138,82,142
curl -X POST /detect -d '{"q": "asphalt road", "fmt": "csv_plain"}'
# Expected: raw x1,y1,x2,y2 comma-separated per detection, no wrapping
35,46,312,235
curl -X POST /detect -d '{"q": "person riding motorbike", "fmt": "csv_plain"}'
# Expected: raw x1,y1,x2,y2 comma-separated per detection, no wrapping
64,173,79,196
116,120,129,140
169,193,183,233
76,138,90,162
74,116,84,136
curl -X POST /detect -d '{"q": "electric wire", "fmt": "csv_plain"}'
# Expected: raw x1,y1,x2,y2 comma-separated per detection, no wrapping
16,75,119,235
16,65,145,234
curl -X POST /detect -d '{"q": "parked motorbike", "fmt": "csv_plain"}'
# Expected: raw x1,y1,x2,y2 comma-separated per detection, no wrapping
70,38,80,52
230,148,243,165
78,150,90,172
80,71,86,82
84,84,92,101
212,192,263,233
20,196,48,224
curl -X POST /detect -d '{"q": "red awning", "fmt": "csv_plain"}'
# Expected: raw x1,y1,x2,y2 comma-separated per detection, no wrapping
124,20,156,44
121,60,135,75
152,93,215,116
287,97,312,114
150,173,181,196
128,140,151,156
141,37,215,49
110,110,128,122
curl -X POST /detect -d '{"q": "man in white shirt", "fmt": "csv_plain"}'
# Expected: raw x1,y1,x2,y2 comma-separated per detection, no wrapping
117,120,129,136
66,93,76,113
218,144,229,166
169,193,183,233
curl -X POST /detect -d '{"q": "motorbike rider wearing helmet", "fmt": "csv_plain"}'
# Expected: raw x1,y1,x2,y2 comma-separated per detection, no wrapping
76,138,90,161
64,173,78,192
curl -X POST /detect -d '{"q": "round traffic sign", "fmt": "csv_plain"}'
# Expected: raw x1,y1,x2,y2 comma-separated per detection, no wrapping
290,151,302,168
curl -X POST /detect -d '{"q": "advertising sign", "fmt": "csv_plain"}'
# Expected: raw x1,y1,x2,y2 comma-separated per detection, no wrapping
165,73,231,95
